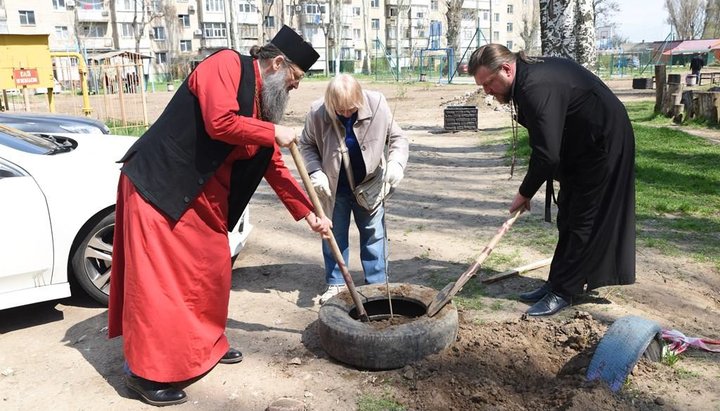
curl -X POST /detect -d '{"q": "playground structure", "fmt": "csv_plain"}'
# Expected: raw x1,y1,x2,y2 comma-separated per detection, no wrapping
0,34,92,115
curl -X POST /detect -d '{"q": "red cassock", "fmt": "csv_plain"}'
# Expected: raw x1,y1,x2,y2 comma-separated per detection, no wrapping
108,52,312,382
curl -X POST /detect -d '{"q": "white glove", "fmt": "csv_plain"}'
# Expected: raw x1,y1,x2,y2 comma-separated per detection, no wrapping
310,170,331,198
384,161,404,188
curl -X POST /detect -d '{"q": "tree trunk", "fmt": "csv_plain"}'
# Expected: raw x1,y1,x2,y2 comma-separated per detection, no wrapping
574,0,596,68
539,0,575,57
445,0,463,64
539,0,595,67
362,0,371,74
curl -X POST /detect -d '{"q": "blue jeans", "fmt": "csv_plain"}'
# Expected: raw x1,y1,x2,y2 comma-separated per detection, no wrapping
323,189,386,285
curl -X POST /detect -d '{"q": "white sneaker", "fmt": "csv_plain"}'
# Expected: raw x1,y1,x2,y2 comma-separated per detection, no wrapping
319,284,347,304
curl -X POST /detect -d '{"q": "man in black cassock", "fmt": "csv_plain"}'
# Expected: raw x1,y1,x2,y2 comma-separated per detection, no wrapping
468,44,636,316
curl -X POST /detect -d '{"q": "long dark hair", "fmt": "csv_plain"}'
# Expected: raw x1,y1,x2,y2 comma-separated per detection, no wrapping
468,44,536,76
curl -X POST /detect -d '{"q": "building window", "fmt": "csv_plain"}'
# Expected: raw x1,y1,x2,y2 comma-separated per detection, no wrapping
203,22,227,38
370,0,379,7
353,28,361,40
239,3,257,13
493,31,499,39
179,14,190,28
52,0,65,10
239,23,258,38
353,6,360,16
355,50,362,60
19,10,36,25
506,22,513,32
506,40,513,50
494,13,499,22
120,0,132,10
81,24,107,38
371,18,379,29
153,26,167,40
82,0,104,10
431,0,438,10
156,52,168,64
180,40,192,52
483,11,489,20
507,4,513,13
121,23,134,38
205,0,224,12
54,26,69,39
264,16,275,28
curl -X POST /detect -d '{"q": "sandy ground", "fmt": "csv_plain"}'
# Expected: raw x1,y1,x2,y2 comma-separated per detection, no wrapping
1,77,719,411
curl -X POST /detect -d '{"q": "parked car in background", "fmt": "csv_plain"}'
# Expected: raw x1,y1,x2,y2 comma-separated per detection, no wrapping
0,124,252,310
0,112,110,135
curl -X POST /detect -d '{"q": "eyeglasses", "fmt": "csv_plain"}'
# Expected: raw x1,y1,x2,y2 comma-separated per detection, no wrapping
283,58,304,83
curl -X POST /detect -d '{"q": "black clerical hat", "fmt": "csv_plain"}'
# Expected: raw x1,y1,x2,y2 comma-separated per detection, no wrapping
270,25,320,72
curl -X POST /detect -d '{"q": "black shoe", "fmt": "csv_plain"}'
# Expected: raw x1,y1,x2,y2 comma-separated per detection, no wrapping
219,347,243,364
518,282,551,303
526,292,570,316
125,375,187,406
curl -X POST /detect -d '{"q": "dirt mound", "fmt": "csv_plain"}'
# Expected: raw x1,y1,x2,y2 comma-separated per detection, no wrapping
380,311,664,410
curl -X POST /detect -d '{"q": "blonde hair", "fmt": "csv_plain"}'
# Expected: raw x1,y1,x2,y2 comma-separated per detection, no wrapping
324,74,364,117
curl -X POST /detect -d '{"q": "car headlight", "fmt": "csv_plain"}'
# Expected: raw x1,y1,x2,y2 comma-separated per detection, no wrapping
59,124,105,134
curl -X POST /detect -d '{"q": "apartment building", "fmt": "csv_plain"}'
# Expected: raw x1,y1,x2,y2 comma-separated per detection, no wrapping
0,0,535,80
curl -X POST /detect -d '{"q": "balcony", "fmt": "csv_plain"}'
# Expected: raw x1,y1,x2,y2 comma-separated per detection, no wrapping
77,9,110,23
303,14,324,25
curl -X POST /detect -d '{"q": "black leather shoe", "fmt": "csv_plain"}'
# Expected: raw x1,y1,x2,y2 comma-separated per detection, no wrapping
526,291,570,316
125,375,187,406
518,282,551,303
219,347,243,364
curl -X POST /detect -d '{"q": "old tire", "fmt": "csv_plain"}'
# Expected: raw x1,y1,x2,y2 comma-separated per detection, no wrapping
318,283,459,370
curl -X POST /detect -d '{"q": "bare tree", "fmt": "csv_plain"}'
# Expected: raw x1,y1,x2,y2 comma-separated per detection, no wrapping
132,0,165,54
520,0,541,53
702,0,720,38
592,0,619,26
445,0,463,62
665,0,705,40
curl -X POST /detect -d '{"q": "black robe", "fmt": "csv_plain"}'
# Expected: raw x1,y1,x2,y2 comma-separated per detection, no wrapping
512,57,635,296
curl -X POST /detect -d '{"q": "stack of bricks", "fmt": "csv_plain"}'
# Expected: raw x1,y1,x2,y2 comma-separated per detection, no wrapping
443,105,478,131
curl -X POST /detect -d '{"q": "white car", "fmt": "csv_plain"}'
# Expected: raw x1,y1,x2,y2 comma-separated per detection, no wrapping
0,125,252,310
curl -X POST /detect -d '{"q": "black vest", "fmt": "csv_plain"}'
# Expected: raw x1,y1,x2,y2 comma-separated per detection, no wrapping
119,51,273,228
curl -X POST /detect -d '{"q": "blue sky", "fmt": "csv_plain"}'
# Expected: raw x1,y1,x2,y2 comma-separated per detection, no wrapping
613,0,673,43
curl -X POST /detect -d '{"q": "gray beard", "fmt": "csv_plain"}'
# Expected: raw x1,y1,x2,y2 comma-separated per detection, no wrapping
261,69,290,123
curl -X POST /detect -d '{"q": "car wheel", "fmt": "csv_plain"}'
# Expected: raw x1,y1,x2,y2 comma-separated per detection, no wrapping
318,283,459,370
71,211,114,306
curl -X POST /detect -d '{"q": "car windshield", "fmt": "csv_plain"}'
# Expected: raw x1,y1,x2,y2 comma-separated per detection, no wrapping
0,124,57,154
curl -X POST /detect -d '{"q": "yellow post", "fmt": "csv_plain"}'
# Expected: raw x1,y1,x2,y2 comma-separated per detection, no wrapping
49,51,93,116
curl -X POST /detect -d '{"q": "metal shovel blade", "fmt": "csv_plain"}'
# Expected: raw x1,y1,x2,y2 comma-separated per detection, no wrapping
426,281,457,317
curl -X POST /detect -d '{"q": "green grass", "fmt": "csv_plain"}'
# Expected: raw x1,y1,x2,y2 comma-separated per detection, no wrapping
357,393,405,411
106,119,147,137
503,101,720,269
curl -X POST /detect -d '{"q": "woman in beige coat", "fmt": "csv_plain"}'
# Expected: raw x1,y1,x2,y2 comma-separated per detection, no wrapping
299,74,409,303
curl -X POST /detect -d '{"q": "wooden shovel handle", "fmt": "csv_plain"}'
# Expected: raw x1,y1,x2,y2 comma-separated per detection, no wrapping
288,142,369,322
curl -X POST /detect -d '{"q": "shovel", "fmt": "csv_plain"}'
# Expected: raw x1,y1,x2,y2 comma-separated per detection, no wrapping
426,209,522,317
288,142,369,322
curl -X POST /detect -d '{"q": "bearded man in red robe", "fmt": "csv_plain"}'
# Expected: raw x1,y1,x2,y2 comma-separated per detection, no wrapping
108,26,331,406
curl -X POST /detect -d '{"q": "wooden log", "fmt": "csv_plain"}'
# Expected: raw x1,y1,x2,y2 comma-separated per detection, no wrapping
655,65,666,113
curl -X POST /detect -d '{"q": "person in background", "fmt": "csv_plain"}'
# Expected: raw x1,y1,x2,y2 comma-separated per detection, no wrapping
108,26,331,406
469,44,635,316
299,74,409,304
690,53,705,84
